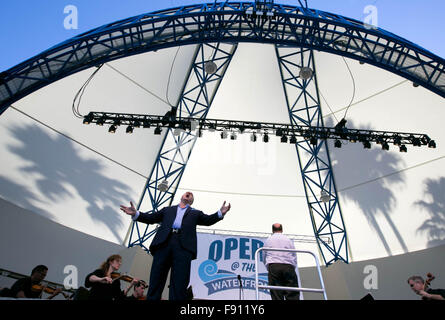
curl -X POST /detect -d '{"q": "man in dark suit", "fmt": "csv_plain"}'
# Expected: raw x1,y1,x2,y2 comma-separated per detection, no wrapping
120,191,231,300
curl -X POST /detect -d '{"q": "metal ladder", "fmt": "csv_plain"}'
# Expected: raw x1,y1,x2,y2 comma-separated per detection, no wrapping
254,248,328,300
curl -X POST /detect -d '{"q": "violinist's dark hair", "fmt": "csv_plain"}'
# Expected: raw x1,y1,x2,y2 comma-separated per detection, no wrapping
407,275,424,284
31,265,48,275
100,254,122,273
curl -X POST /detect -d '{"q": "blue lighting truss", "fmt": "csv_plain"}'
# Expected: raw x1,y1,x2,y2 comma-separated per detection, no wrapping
1,1,444,115
127,42,237,250
275,44,348,265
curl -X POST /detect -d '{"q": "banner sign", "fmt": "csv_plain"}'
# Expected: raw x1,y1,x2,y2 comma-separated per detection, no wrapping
190,233,271,300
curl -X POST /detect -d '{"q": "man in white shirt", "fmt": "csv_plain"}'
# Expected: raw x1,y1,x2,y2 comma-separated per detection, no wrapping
263,223,300,300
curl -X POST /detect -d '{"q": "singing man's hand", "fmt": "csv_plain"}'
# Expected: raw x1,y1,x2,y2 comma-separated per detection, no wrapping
220,201,231,216
120,201,137,216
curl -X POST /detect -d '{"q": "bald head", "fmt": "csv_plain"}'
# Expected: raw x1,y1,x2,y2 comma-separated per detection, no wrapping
272,223,283,233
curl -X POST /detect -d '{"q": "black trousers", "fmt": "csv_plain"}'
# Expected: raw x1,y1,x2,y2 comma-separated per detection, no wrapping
267,263,300,300
147,232,193,300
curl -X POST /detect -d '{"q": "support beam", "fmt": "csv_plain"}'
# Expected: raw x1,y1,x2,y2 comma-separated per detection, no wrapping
275,45,349,266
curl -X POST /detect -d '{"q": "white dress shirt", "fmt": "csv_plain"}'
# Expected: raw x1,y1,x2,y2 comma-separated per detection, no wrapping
263,233,297,268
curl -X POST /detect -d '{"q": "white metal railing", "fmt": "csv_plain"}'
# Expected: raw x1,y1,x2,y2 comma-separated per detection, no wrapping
254,248,328,300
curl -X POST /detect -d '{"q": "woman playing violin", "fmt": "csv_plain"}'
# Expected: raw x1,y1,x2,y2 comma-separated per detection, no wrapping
85,254,126,300
407,275,445,300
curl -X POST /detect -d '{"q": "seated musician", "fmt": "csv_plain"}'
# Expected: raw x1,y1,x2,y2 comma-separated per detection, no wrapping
123,280,147,301
407,275,445,300
9,265,62,299
85,254,126,300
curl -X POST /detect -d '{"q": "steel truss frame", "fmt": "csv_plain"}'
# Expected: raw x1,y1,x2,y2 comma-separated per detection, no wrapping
275,44,348,265
2,2,443,265
1,1,444,115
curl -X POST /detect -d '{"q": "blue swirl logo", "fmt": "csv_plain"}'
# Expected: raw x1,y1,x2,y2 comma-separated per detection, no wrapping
198,259,234,282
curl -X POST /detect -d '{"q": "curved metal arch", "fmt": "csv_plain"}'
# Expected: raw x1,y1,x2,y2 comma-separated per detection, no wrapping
1,1,444,114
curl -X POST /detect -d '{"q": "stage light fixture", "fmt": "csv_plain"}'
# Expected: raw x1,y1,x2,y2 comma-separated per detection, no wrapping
310,137,317,145
334,140,342,148
221,131,228,139
126,126,134,134
320,190,330,203
96,117,105,126
289,136,297,144
230,132,237,140
198,129,203,138
108,125,117,133
394,136,402,146
263,133,269,143
400,145,407,153
83,113,93,125
280,135,288,143
154,126,162,135
363,141,371,149
158,180,168,192
204,61,218,74
299,67,313,80
428,140,436,148
143,120,151,128
276,129,283,137
250,133,257,142
382,142,389,150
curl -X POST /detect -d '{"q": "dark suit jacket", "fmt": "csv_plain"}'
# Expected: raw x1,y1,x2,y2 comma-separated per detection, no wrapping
136,205,223,259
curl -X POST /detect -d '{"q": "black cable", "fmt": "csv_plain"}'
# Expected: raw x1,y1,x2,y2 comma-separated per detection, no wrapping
341,56,356,120
72,64,104,118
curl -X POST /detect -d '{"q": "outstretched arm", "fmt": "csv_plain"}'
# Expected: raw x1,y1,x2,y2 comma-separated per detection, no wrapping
220,201,231,216
120,201,137,217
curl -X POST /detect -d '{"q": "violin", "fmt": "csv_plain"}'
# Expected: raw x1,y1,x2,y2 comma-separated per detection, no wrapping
423,272,435,291
31,284,70,299
110,272,134,283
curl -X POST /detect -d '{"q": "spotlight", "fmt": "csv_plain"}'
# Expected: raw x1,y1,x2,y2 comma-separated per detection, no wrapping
394,136,402,146
412,137,422,147
289,136,297,144
428,140,436,148
399,145,407,152
334,140,342,148
221,131,228,139
143,120,151,128
96,117,105,126
320,190,330,203
158,180,168,192
230,132,237,140
126,126,134,134
263,133,269,143
363,141,371,149
413,82,419,87
250,133,257,142
349,135,358,143
154,127,162,135
108,125,117,133
382,142,389,150
280,135,288,143
83,113,93,125
204,61,217,74
276,129,283,137
310,137,318,145
299,67,313,80
198,129,203,137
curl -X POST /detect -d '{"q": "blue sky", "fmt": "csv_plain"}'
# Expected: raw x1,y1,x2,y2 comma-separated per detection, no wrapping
0,0,444,72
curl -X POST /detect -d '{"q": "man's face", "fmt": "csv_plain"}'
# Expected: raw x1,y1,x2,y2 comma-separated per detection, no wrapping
408,280,424,293
181,192,194,205
31,269,47,283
